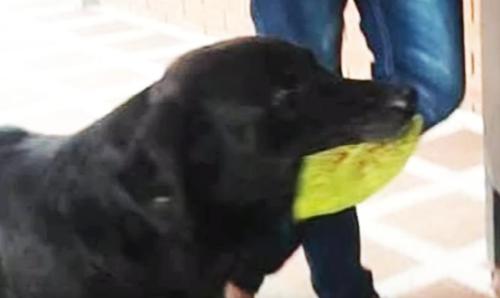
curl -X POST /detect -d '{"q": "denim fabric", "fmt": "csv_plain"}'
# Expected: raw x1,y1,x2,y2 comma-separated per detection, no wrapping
299,209,378,298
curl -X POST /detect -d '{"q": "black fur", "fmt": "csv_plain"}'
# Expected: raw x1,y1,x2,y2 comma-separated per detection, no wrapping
0,37,415,298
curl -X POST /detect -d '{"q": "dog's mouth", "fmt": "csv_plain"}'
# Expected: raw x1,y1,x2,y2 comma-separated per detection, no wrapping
291,112,420,157
374,114,423,143
393,115,421,139
359,109,419,142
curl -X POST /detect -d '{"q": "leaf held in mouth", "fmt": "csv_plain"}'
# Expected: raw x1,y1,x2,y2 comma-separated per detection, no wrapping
293,115,423,221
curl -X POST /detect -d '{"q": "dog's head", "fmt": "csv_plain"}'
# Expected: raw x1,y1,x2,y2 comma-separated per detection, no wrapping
155,37,415,156
133,37,416,208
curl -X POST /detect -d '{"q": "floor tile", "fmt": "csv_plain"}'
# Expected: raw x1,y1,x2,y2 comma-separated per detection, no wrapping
34,9,99,23
375,172,431,200
401,279,488,298
59,68,148,91
71,20,139,36
28,50,101,71
382,193,485,249
417,130,483,171
109,33,181,52
361,238,417,281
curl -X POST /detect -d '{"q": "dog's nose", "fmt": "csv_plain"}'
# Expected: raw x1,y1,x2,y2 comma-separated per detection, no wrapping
387,87,416,113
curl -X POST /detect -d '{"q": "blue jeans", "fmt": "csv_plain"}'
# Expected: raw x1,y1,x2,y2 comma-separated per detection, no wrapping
250,1,465,297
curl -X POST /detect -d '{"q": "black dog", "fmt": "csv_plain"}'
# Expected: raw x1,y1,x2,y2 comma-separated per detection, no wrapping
0,37,415,298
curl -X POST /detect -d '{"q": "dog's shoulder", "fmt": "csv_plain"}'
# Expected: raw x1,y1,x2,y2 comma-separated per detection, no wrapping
0,126,32,174
0,126,29,148
0,126,65,164
0,127,66,199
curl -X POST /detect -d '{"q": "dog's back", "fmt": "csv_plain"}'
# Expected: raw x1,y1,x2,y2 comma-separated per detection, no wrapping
0,128,79,298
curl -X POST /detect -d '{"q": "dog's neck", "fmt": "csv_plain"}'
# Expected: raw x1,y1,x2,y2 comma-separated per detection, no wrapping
70,86,295,245
89,88,154,150
181,147,299,244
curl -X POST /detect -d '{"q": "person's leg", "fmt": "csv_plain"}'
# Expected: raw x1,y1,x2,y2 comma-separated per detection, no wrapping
250,0,347,73
355,0,465,128
299,209,378,298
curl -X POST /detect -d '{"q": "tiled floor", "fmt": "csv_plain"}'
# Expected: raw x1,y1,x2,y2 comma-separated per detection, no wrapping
0,1,492,297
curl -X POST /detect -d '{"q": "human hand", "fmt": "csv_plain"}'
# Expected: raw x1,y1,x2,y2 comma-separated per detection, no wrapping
225,282,254,298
